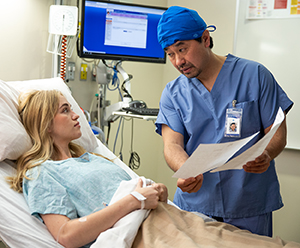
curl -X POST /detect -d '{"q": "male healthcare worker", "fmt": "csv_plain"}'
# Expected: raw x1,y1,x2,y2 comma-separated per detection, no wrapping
155,6,293,236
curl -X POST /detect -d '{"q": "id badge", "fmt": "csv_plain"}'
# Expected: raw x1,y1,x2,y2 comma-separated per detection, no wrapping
224,107,243,138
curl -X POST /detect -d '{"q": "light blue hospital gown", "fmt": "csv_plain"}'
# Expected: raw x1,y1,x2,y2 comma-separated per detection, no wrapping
155,54,293,219
23,152,131,224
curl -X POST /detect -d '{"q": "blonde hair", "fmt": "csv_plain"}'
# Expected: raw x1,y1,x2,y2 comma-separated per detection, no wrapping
8,90,86,192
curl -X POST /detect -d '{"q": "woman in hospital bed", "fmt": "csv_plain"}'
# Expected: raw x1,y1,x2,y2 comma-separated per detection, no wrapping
7,89,168,248
4,84,300,248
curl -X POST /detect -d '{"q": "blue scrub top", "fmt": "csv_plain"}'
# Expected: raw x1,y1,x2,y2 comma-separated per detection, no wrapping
156,54,293,218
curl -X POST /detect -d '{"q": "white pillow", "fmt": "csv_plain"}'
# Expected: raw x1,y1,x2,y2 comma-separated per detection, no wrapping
0,80,32,161
0,78,98,161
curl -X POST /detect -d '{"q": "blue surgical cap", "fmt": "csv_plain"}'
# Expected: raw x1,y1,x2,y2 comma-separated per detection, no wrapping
157,6,216,49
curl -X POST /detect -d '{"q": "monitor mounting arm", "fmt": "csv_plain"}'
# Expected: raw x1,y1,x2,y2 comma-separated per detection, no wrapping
103,62,132,123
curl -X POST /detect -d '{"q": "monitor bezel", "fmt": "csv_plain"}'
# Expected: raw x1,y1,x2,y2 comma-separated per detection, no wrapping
78,0,167,63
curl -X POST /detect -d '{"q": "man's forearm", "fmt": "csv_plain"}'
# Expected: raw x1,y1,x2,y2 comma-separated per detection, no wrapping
164,143,189,172
265,118,287,161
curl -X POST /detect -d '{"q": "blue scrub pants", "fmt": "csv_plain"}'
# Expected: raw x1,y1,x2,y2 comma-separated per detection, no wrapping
212,212,272,237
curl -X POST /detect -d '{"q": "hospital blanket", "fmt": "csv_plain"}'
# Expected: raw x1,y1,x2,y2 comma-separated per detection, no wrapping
91,177,151,248
132,202,300,248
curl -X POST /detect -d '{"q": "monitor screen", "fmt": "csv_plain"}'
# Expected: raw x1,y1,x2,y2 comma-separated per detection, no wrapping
78,0,167,63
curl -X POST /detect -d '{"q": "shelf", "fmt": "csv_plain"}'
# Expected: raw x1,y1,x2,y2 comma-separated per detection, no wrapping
112,111,157,121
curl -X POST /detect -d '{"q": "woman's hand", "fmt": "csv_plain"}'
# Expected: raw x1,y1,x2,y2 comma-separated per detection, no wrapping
134,179,159,209
151,183,168,203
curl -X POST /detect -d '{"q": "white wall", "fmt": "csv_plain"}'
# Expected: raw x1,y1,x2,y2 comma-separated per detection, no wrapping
232,2,300,240
0,0,53,80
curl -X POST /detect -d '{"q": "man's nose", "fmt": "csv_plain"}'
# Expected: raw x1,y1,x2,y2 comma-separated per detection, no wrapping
176,54,185,68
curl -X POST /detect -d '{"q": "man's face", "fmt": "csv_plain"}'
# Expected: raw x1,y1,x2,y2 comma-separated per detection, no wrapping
230,123,236,131
164,34,210,80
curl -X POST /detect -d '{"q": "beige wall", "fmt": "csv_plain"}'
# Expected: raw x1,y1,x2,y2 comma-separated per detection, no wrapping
0,0,299,244
0,0,53,81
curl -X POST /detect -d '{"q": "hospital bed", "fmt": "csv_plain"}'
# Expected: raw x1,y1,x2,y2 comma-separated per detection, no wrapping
0,78,299,248
0,77,209,247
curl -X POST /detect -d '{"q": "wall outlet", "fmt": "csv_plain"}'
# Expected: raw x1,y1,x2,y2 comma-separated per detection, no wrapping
91,64,96,81
66,61,75,81
80,63,88,80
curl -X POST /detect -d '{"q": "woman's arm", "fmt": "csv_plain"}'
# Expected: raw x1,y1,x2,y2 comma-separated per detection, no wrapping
42,179,161,248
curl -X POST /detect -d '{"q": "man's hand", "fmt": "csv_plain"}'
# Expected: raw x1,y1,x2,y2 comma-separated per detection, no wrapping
243,150,272,173
177,174,203,193
244,116,287,174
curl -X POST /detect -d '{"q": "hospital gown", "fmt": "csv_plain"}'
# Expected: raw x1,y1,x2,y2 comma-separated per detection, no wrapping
23,152,131,247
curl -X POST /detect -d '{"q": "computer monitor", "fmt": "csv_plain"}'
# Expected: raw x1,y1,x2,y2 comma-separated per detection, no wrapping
78,0,167,63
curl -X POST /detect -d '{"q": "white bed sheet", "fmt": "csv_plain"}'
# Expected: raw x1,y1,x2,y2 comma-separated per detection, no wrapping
0,160,64,248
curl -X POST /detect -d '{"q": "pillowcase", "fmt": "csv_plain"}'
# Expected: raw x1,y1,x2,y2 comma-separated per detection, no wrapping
0,80,32,161
0,78,98,162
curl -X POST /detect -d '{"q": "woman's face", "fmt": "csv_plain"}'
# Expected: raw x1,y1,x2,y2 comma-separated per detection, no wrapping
48,95,82,145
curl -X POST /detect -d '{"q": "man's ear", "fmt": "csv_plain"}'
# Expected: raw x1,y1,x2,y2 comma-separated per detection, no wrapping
202,30,211,48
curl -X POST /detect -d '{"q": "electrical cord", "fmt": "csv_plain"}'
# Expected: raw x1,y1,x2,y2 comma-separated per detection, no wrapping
102,59,139,168
121,74,133,99
128,118,140,170
106,121,111,144
129,152,140,170
113,117,123,155
118,116,125,161
102,60,124,100
102,59,133,99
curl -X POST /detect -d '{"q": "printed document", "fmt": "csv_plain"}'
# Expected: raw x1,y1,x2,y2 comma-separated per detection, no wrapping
173,107,284,179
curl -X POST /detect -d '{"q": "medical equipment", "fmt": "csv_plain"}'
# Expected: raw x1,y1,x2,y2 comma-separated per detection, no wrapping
122,106,159,116
47,5,79,81
75,1,164,157
78,0,166,63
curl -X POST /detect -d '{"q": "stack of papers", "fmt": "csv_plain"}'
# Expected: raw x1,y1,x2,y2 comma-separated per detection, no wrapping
173,107,284,179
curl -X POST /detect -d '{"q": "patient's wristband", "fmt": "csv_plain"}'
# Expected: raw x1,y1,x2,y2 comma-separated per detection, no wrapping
130,191,146,209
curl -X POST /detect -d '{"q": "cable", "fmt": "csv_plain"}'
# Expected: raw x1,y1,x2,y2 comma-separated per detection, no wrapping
128,118,140,170
118,116,125,161
60,35,67,81
101,59,138,167
106,121,111,144
129,152,140,170
107,67,120,91
102,59,121,70
103,61,123,101
113,117,123,155
121,74,133,99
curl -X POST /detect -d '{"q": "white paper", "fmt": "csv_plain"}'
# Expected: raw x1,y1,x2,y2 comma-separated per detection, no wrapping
173,107,284,178
172,132,258,179
211,107,284,173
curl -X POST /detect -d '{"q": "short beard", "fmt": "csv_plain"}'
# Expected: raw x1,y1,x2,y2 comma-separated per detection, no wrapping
179,67,201,79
